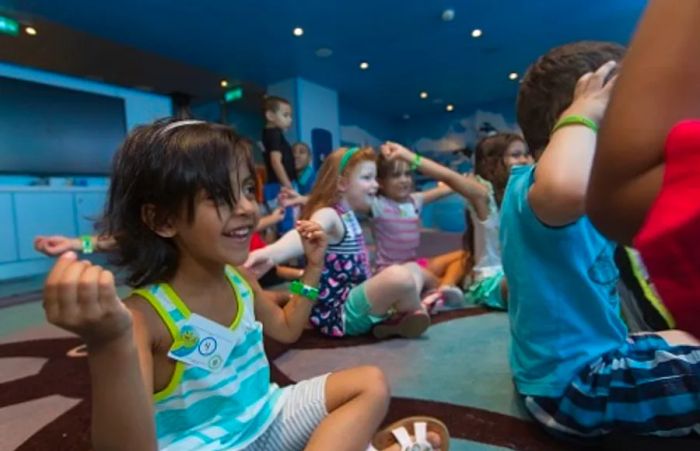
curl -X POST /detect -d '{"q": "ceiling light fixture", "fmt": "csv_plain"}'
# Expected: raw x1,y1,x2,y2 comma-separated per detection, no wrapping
25,26,37,36
359,61,369,70
293,27,304,37
220,80,228,88
509,72,518,80
471,29,482,38
446,104,455,112
419,91,428,99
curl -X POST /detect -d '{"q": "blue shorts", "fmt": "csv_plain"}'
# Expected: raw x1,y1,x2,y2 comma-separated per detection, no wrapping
524,334,700,439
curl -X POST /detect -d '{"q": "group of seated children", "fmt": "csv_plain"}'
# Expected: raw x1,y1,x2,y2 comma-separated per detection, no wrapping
38,1,700,447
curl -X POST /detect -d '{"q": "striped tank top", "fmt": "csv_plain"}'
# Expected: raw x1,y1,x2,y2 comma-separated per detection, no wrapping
133,266,285,450
310,203,371,337
370,194,424,271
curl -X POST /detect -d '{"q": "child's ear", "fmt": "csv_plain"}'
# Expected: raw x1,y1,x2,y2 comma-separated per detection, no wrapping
264,110,276,123
141,204,177,238
337,176,349,193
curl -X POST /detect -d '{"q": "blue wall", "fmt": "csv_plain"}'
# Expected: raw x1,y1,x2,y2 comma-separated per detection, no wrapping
191,101,265,163
297,78,340,150
339,103,403,147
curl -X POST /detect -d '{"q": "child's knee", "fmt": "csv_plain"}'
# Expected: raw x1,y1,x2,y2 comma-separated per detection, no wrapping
357,365,391,402
381,265,417,293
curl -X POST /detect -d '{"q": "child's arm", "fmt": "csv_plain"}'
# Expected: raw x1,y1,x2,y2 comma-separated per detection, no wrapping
256,208,285,231
250,221,327,343
381,142,490,220
34,234,117,256
588,0,700,244
43,252,156,450
528,60,618,227
245,207,342,278
279,187,308,208
420,181,453,205
269,152,293,189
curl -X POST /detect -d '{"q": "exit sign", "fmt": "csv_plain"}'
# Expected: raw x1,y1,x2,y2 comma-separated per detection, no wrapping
224,87,243,102
0,16,19,36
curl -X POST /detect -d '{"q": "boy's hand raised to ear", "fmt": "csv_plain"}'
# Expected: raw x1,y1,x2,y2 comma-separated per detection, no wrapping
43,252,133,349
562,60,618,125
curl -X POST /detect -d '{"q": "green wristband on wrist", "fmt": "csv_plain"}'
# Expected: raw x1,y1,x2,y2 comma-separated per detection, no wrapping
80,235,95,254
290,280,319,302
551,115,599,135
410,153,423,171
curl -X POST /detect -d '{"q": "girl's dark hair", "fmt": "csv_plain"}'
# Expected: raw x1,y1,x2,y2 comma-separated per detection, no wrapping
99,118,256,287
463,133,526,271
473,133,525,207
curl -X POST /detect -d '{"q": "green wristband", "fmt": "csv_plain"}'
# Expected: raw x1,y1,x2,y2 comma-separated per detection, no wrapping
80,235,95,254
290,280,319,302
551,115,599,135
410,153,423,171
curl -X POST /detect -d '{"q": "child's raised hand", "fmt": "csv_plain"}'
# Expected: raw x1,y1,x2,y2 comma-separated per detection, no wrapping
34,235,80,256
280,189,307,209
243,249,276,279
296,220,327,268
565,60,618,125
43,252,133,347
380,141,414,162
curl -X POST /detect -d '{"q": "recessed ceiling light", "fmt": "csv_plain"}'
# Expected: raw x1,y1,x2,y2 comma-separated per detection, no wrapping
220,80,228,88
509,72,519,80
419,91,428,99
359,61,369,70
293,27,304,37
315,48,333,58
446,104,455,112
25,26,37,36
471,29,482,38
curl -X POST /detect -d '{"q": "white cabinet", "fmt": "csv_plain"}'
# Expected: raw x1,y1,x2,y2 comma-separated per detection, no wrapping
14,192,77,260
75,192,107,235
0,194,18,263
0,187,107,280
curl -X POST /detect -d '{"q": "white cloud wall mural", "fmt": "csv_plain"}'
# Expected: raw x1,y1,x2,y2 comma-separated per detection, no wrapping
412,109,521,153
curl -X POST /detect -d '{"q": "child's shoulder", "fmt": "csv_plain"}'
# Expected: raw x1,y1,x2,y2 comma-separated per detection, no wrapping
123,292,170,343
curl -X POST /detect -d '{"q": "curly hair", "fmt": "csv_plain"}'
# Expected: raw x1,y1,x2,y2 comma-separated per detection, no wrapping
517,41,625,157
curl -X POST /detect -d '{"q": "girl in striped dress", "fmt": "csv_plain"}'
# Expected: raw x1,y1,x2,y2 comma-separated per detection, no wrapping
246,147,433,339
40,120,447,450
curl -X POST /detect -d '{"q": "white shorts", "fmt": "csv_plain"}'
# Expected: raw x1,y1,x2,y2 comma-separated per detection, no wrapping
244,373,329,451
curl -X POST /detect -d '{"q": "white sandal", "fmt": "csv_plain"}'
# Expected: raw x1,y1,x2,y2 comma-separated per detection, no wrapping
368,416,450,451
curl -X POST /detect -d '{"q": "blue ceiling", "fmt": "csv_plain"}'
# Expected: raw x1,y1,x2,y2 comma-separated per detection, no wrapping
6,0,647,117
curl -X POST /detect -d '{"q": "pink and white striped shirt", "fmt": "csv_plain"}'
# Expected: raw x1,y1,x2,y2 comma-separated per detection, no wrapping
370,193,424,271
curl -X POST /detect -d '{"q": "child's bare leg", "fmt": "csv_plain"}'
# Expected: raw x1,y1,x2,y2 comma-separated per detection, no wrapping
364,265,423,315
440,257,468,287
426,250,465,277
306,366,390,451
652,329,700,346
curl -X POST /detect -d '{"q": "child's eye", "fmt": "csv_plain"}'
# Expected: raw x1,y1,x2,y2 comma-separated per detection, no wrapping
243,183,256,197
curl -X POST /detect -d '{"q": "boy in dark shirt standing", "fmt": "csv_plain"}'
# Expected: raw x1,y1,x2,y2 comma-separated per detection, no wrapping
262,96,296,233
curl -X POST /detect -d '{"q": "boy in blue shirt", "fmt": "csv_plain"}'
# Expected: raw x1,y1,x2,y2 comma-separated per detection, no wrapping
500,41,700,440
